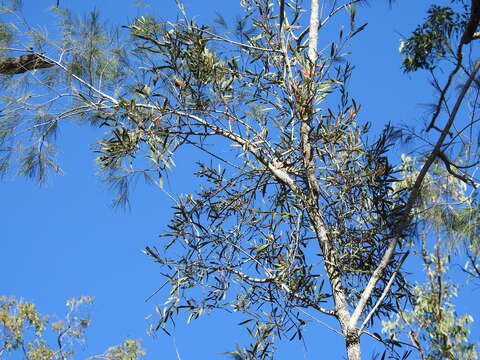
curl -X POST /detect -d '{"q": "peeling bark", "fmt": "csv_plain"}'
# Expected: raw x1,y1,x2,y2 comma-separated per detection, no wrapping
0,53,54,75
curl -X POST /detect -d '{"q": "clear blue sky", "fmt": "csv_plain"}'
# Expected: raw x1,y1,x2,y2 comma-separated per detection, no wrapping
1,1,476,359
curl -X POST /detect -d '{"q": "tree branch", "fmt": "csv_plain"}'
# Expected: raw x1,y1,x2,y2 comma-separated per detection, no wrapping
350,58,480,330
151,107,301,192
358,251,409,333
40,53,119,106
427,0,480,131
308,0,319,63
190,26,283,53
0,53,53,74
461,0,480,44
437,151,477,187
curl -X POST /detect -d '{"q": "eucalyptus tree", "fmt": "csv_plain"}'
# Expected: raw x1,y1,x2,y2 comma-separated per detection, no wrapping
1,1,480,359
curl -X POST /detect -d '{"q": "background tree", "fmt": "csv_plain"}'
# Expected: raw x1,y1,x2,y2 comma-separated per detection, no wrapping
1,1,480,359
384,2,480,357
0,296,145,360
383,156,478,360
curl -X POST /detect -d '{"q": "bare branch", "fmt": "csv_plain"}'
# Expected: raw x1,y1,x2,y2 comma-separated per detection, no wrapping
359,251,409,333
437,151,477,187
40,53,119,106
151,107,301,192
350,58,480,329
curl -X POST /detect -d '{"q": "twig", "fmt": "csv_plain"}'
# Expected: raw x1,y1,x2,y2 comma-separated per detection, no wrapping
190,26,282,53
40,53,119,106
297,308,342,335
144,280,169,302
437,151,477,187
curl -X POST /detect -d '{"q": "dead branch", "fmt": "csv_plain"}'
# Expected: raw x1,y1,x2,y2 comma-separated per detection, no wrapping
0,53,54,75
437,151,477,187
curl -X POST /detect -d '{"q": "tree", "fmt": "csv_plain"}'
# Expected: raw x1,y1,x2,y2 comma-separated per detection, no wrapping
388,3,480,357
1,1,480,359
0,296,145,360
382,156,478,360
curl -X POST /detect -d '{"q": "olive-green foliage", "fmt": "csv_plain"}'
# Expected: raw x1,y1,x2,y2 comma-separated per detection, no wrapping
400,5,465,72
0,4,130,185
105,339,146,360
0,296,145,360
0,297,47,353
382,156,478,359
383,262,477,360
0,22,13,54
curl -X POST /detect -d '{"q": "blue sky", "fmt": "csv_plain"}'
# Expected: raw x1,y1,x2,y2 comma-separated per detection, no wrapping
1,1,477,359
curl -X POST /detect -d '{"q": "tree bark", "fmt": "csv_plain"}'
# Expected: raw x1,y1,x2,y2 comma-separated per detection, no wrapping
0,53,54,75
346,332,361,360
461,0,480,44
306,2,361,359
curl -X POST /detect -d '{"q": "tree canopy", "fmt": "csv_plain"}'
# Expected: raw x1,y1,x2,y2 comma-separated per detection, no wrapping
1,1,480,359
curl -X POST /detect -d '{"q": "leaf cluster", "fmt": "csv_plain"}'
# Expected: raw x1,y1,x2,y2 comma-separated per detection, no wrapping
400,5,466,72
0,296,145,360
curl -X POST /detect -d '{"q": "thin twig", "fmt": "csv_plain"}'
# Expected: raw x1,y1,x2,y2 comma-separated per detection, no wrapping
40,53,119,106
190,26,282,53
297,308,343,335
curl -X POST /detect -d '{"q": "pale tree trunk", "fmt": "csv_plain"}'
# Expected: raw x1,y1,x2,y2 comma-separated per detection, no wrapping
306,1,361,359
304,2,480,360
345,330,361,360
